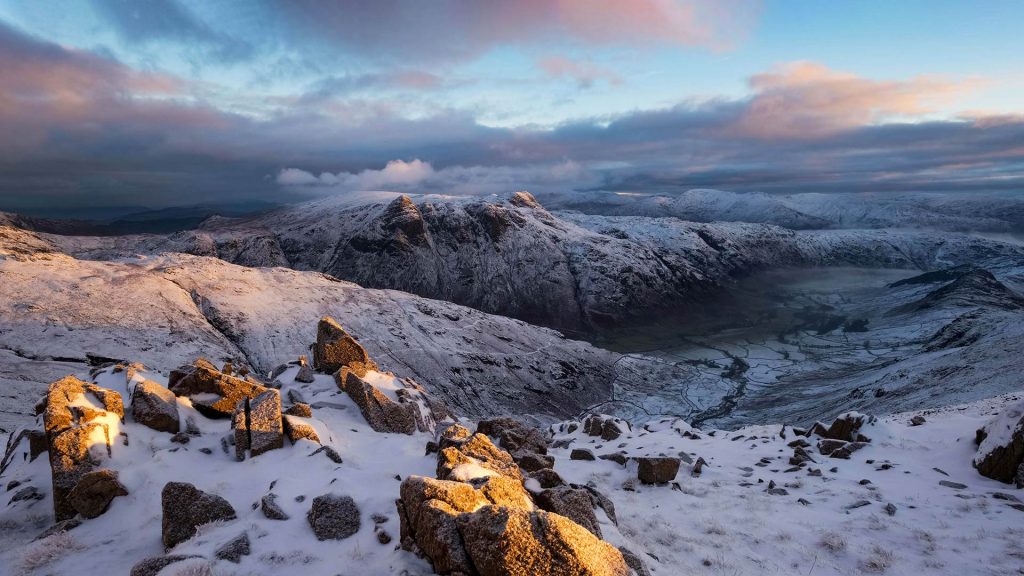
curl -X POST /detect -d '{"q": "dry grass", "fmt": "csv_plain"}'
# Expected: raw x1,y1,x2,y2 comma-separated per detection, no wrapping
862,545,894,573
18,532,84,575
819,531,847,554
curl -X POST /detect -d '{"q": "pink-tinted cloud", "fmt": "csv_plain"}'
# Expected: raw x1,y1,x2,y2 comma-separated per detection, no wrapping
731,61,979,138
538,56,624,89
271,0,761,63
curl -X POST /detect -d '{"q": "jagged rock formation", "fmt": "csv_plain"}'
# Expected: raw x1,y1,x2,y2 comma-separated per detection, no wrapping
231,388,284,460
397,423,629,575
168,359,268,418
312,317,378,375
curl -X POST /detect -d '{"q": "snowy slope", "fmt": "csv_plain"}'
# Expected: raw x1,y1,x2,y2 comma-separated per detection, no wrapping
0,225,703,432
2,363,1021,576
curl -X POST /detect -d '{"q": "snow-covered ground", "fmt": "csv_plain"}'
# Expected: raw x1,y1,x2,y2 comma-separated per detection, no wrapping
549,394,1024,576
3,362,1021,575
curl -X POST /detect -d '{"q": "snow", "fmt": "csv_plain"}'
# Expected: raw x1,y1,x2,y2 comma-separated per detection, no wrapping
5,368,1020,575
546,393,1024,576
1,364,440,576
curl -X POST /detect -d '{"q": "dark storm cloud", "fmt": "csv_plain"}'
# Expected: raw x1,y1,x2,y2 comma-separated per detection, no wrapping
0,19,1021,215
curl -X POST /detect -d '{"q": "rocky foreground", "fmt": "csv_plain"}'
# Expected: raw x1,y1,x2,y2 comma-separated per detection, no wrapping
1,318,1023,576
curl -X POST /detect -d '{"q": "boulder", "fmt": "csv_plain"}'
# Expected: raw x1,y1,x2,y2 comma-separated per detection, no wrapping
570,448,595,461
168,359,268,418
131,380,180,433
284,402,313,418
311,317,378,376
0,428,47,477
637,457,680,484
130,555,202,576
261,493,290,520
974,400,1024,484
284,415,321,444
528,468,566,489
582,415,630,442
810,412,875,443
514,451,554,473
161,482,237,549
248,389,284,457
397,475,538,574
41,376,123,520
294,363,315,383
437,432,523,482
536,486,602,537
477,417,548,455
307,494,361,540
231,390,284,459
456,505,629,576
338,370,440,434
214,532,250,563
817,439,849,456
67,468,128,519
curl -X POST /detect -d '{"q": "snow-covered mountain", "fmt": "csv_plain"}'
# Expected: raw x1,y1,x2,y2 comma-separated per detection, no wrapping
0,224,703,433
28,192,1024,335
539,188,1024,233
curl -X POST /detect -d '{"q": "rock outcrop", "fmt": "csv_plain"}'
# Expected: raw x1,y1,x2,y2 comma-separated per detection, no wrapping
312,317,378,376
161,482,237,549
397,423,629,575
41,376,124,520
337,370,442,435
168,358,268,418
974,400,1024,485
230,388,284,460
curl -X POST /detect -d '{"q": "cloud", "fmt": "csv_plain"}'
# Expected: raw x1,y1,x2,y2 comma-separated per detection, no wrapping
278,159,601,196
0,17,1020,215
731,61,978,138
301,70,447,101
280,159,435,189
267,0,762,63
537,57,624,89
89,0,253,62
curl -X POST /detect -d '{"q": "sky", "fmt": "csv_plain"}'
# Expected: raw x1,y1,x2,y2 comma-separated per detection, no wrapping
0,0,1022,216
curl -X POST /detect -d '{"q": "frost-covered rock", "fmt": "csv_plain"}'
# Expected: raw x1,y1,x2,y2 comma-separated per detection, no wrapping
42,376,124,520
283,414,320,444
307,494,361,540
130,380,180,433
161,482,237,549
636,457,680,484
535,485,602,537
168,358,268,418
338,370,442,435
974,400,1024,484
456,505,629,576
312,317,378,376
66,468,127,519
437,429,523,482
129,555,201,576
